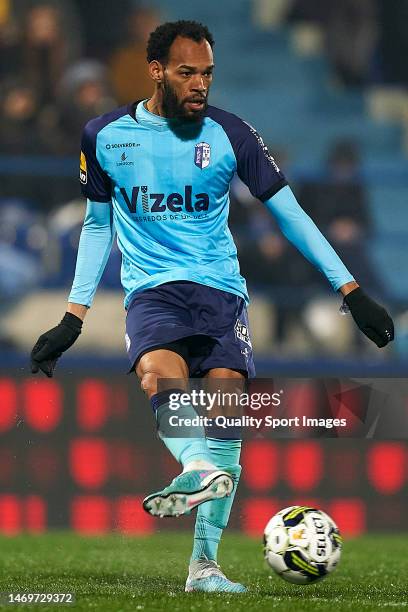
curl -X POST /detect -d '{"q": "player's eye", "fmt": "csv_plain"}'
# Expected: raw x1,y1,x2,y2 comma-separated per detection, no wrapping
180,72,192,77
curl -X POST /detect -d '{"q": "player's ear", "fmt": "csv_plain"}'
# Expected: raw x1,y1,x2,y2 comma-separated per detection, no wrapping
149,60,164,84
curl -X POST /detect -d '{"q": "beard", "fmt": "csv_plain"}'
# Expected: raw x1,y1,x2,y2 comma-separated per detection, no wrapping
161,75,208,123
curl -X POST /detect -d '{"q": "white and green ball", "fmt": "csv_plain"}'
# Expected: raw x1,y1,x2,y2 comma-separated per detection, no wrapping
263,506,342,584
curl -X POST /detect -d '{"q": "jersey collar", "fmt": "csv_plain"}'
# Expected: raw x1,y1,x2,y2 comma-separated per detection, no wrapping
128,99,208,134
128,99,177,131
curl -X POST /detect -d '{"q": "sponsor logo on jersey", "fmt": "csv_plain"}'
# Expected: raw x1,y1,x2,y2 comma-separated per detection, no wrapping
117,152,134,167
106,142,140,150
235,319,252,347
194,142,211,169
79,151,87,184
119,185,209,214
243,122,280,173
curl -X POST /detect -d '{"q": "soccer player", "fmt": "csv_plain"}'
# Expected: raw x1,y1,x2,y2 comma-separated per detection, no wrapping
31,21,394,593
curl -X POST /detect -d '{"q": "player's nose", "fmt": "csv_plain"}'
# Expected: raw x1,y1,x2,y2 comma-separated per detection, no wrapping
190,75,206,92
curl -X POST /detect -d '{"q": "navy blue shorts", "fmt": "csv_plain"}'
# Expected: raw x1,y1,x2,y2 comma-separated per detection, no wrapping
125,281,255,378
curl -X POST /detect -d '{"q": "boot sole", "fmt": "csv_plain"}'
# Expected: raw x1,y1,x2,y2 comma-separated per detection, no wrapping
143,471,234,517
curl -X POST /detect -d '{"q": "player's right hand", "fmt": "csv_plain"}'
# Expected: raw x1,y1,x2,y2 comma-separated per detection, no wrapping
30,312,83,377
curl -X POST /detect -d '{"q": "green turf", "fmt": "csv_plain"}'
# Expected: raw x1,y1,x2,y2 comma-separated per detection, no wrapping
0,532,407,611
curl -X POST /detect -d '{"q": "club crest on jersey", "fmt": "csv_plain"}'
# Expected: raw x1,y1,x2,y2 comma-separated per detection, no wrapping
194,142,211,169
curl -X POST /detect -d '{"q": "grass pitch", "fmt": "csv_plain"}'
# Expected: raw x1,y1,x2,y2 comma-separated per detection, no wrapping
0,532,407,611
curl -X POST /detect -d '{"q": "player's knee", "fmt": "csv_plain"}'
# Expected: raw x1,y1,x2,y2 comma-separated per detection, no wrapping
140,371,160,398
137,352,189,398
140,370,188,399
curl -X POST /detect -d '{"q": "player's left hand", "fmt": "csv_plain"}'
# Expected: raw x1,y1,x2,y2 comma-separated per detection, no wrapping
343,287,394,348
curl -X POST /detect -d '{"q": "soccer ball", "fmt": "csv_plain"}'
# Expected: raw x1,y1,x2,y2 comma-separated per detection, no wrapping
263,506,342,584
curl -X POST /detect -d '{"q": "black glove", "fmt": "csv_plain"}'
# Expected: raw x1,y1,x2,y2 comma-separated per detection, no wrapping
31,312,83,377
343,287,394,348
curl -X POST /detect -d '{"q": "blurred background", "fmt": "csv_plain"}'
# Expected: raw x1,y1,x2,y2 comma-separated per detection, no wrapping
0,0,407,538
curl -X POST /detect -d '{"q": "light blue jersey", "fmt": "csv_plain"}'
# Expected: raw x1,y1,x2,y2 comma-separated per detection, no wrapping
70,100,354,309
74,101,287,308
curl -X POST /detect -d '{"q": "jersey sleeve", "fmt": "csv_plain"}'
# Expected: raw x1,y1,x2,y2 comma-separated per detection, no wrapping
234,121,287,201
264,185,355,291
205,106,287,201
68,199,115,307
79,120,112,202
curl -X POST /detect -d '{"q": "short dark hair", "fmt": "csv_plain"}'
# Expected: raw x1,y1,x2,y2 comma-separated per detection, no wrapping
146,20,214,64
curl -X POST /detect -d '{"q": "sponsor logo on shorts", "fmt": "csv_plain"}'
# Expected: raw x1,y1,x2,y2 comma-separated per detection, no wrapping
235,319,252,347
125,333,131,352
79,151,87,184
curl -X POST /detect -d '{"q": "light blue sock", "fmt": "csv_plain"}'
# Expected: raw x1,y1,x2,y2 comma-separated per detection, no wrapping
191,438,242,562
151,391,214,468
